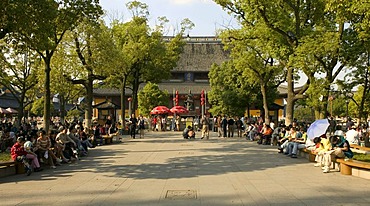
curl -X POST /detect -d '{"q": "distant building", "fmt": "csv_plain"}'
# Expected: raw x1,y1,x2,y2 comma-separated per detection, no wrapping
0,88,19,110
93,36,286,123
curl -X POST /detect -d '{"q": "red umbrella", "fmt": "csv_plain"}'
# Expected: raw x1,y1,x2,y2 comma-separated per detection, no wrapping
170,106,189,114
150,106,171,115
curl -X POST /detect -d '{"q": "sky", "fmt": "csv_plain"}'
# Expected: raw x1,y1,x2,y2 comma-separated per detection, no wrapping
99,0,238,36
98,0,349,86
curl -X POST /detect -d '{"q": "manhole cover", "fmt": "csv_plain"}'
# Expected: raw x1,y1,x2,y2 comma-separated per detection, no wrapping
165,190,197,199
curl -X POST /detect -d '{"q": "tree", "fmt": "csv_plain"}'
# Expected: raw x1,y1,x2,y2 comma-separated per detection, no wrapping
64,19,116,129
110,1,193,125
0,42,40,126
138,82,169,116
51,44,85,123
30,96,54,117
214,0,356,124
218,29,285,123
208,61,256,117
10,0,102,131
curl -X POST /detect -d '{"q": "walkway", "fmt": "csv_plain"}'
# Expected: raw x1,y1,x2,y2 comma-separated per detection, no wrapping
1,131,369,205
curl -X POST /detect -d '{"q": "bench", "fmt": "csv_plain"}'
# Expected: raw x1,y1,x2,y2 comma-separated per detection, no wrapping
350,144,370,154
102,135,113,145
299,148,316,162
336,158,370,175
0,161,25,176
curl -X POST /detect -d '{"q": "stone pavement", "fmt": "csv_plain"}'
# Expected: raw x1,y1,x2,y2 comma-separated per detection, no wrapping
1,131,370,206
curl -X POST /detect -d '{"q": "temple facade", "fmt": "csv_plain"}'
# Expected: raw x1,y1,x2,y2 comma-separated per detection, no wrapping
92,36,285,123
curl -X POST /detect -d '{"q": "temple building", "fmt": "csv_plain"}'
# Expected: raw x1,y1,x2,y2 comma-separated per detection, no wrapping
92,36,286,123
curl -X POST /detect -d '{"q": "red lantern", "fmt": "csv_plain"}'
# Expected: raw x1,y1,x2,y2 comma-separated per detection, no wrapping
175,90,179,106
201,90,205,105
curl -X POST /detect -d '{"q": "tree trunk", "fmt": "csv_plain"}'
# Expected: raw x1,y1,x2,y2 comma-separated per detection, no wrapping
120,76,127,129
132,68,140,116
260,83,270,124
60,94,65,124
17,94,25,128
43,56,51,132
359,68,369,123
85,75,93,129
285,67,295,126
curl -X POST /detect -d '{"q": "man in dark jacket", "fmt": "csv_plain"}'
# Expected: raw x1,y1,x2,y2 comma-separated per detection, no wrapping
221,116,228,138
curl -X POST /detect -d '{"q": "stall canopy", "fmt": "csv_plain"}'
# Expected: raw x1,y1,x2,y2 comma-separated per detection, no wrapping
6,107,18,114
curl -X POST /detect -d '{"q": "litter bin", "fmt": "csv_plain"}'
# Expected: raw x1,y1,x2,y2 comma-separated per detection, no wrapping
185,117,193,129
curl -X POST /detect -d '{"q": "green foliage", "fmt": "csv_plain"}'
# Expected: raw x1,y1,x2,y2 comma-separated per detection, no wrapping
30,96,54,116
138,82,169,116
353,153,370,162
108,1,192,116
293,105,315,123
66,109,83,121
208,61,255,116
0,152,12,162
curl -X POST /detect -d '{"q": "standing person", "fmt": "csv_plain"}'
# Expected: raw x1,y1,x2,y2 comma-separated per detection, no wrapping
129,114,138,139
152,116,157,131
235,117,243,138
138,115,145,138
217,116,222,137
161,116,167,131
221,115,228,138
193,116,199,132
93,124,102,146
156,116,161,132
227,116,235,138
105,116,113,134
201,115,210,140
329,117,336,135
175,115,181,131
213,116,217,132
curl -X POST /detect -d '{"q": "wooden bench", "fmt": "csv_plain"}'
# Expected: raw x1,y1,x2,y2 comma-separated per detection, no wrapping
336,158,370,175
299,148,316,162
102,135,113,145
350,144,370,154
0,161,25,175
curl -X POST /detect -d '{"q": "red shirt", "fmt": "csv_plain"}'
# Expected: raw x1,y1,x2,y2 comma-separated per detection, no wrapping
11,142,27,160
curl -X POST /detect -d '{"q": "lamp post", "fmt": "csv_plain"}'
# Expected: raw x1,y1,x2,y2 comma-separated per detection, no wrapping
128,97,132,117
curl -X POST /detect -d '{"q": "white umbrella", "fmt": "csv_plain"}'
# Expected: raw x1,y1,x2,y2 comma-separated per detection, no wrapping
307,119,330,140
6,107,18,114
0,107,9,114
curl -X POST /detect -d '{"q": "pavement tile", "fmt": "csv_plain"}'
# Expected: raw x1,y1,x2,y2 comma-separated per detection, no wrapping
0,131,369,206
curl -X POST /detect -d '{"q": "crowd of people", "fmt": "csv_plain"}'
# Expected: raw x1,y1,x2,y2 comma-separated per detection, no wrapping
180,114,369,173
0,116,125,176
2,114,370,176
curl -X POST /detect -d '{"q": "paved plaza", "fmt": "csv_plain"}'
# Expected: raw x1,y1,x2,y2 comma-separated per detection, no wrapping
1,131,370,206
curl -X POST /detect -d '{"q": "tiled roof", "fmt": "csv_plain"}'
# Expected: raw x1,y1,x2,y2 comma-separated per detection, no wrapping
0,93,19,109
173,42,229,72
94,82,211,96
94,84,299,96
